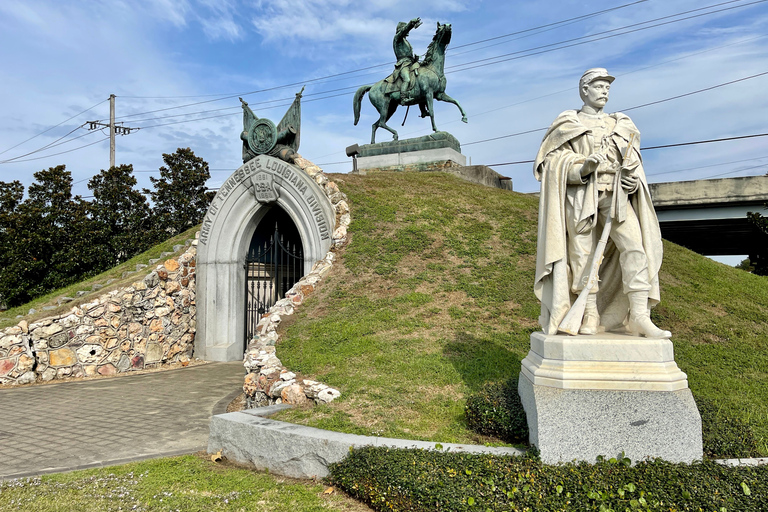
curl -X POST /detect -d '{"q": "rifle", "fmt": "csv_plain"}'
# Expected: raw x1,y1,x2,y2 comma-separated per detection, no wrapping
558,133,636,335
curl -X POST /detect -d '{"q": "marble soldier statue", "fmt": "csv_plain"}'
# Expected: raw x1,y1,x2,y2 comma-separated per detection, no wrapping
533,68,670,339
391,17,422,102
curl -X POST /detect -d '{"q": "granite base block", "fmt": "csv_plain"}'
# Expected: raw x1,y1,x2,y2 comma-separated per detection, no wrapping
208,406,525,479
518,372,703,465
357,147,465,171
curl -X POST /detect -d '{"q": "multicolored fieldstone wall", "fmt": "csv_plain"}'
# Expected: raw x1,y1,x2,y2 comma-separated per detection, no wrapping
0,242,198,386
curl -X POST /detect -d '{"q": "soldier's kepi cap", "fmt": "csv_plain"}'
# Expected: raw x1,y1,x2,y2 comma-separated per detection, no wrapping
579,68,616,89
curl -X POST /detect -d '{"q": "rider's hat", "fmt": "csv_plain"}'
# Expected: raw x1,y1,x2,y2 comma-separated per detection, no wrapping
579,68,615,89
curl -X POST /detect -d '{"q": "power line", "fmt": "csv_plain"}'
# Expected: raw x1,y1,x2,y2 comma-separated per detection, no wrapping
483,132,768,169
642,132,768,150
121,0,763,132
446,0,768,74
624,71,768,112
0,137,110,164
462,70,768,147
135,90,353,130
115,0,740,124
646,154,768,177
0,98,108,156
115,1,649,103
450,0,649,52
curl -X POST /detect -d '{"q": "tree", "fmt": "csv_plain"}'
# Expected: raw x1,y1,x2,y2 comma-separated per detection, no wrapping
747,210,768,276
145,147,211,236
88,164,154,267
0,166,100,306
0,180,24,308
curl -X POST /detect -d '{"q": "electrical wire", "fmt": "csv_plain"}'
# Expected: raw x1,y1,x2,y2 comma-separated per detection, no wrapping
450,0,649,51
446,0,768,74
1,137,110,164
0,98,108,156
111,0,754,124
646,154,768,177
117,1,650,102
117,0,765,132
462,70,768,147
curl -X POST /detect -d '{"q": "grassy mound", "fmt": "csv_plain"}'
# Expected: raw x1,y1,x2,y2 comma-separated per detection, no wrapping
275,171,768,455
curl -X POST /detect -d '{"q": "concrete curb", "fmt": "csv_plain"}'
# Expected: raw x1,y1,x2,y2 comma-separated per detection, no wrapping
207,406,526,479
715,457,768,467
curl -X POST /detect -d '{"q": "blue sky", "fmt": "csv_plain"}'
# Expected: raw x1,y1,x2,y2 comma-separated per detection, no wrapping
1,0,767,200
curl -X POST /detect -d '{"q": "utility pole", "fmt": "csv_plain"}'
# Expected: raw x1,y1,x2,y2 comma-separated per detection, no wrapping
87,94,138,169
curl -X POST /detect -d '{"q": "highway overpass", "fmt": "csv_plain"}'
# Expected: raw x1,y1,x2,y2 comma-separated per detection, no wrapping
649,176,768,259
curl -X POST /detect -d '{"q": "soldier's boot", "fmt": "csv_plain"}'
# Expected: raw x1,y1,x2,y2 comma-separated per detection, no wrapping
627,291,671,339
578,294,599,335
400,84,411,103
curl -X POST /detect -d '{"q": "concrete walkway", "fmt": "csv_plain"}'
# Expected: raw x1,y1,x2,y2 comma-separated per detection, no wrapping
0,361,244,480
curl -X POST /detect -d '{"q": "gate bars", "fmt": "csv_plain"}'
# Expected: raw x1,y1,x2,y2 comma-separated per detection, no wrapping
244,224,304,345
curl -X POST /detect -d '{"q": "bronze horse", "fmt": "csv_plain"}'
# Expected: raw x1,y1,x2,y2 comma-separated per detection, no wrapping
353,22,468,144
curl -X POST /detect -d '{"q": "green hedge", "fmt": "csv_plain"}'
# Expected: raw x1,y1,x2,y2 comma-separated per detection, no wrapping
330,447,767,512
464,380,761,459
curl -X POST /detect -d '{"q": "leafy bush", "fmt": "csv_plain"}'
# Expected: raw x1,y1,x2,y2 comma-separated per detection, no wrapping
697,396,761,458
330,446,768,512
465,379,529,443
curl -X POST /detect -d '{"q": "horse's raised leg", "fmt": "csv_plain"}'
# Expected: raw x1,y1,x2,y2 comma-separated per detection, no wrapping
426,92,438,133
436,91,468,123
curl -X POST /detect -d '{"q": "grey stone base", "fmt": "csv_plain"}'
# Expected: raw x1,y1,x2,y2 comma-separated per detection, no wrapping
518,373,703,465
446,165,513,191
208,405,525,479
357,147,465,171
358,131,461,157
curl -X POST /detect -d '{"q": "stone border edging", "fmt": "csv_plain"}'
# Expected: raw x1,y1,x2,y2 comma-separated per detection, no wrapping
242,156,349,407
715,457,768,467
207,407,526,480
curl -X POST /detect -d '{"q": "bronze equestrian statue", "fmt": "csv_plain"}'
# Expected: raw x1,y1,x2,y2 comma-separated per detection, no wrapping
353,20,468,144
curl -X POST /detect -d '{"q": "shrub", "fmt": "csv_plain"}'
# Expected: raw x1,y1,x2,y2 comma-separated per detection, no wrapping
330,446,768,512
697,396,761,458
465,379,528,443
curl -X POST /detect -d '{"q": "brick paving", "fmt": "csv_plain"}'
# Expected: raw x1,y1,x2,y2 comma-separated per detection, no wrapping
0,362,244,480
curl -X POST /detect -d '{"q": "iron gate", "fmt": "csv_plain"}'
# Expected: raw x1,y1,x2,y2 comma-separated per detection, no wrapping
245,225,304,344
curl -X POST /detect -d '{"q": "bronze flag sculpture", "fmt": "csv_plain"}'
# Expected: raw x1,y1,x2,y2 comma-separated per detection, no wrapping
240,86,304,164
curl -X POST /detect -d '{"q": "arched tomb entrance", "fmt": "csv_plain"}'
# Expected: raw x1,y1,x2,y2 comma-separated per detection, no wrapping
196,154,335,361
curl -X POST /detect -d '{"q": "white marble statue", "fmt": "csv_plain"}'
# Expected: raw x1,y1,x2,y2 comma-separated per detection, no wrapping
533,68,670,339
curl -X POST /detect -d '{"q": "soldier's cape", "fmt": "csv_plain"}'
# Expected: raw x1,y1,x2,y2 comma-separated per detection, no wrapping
532,109,664,334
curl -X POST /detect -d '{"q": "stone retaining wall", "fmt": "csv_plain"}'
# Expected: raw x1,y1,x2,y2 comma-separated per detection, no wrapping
0,243,198,386
241,155,348,407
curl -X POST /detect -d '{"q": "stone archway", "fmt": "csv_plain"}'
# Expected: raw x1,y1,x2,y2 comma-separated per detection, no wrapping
196,154,335,361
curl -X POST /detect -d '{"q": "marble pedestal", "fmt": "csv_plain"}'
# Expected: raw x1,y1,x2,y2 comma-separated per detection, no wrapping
518,332,702,465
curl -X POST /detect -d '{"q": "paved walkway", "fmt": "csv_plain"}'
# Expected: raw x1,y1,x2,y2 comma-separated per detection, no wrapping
0,362,244,480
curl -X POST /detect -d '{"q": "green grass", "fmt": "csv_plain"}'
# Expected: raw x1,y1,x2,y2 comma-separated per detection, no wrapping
0,455,369,511
274,171,768,454
0,226,200,330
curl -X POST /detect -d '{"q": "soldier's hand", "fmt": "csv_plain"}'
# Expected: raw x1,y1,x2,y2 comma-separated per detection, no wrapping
621,173,639,193
580,154,604,177
413,17,422,28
